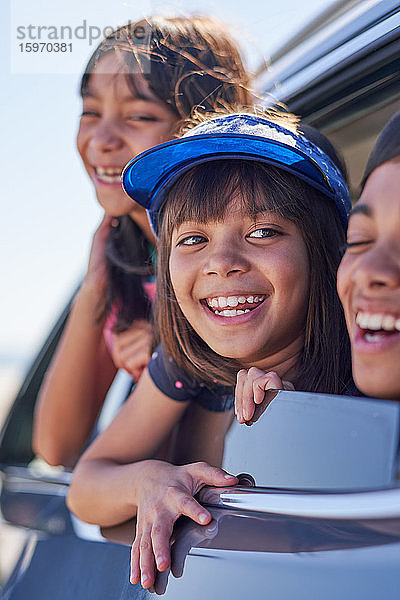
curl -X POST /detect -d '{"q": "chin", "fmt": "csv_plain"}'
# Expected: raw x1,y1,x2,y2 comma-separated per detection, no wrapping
96,196,133,216
209,343,258,363
210,347,238,359
353,366,400,402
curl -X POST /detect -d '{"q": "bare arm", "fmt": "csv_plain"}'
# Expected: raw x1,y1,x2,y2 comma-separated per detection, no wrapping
33,280,117,468
67,368,190,525
33,216,117,468
67,369,237,589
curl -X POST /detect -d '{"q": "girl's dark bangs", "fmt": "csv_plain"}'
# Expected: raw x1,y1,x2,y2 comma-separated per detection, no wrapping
165,161,288,229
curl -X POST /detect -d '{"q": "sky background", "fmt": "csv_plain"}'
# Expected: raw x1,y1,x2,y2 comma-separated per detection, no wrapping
1,0,336,373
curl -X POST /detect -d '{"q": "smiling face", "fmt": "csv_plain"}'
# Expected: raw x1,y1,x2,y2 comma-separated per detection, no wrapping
169,197,310,373
337,160,400,400
76,53,178,221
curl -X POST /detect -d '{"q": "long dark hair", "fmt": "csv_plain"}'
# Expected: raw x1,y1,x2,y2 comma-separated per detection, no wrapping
80,16,252,330
156,160,352,394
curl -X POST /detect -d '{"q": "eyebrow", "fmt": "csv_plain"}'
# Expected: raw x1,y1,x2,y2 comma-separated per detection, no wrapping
349,203,372,219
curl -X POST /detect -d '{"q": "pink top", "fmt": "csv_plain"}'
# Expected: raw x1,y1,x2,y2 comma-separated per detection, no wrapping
103,280,156,354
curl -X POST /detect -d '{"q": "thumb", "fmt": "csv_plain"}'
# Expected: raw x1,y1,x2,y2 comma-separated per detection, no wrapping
96,213,116,237
187,462,238,488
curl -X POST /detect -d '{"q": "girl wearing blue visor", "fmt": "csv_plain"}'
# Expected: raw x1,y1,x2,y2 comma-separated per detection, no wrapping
68,112,353,589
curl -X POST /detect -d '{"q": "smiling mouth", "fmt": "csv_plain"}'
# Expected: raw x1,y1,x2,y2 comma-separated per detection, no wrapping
356,311,400,342
94,166,122,184
203,294,266,317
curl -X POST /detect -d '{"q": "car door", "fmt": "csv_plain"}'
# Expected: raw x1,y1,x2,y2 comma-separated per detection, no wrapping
259,0,400,194
0,293,141,599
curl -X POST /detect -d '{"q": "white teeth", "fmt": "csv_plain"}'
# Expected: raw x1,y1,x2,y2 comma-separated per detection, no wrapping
207,294,266,310
214,308,251,317
369,314,384,331
356,311,400,332
227,296,239,307
382,315,396,331
365,332,385,343
96,166,121,183
97,167,121,175
356,313,368,329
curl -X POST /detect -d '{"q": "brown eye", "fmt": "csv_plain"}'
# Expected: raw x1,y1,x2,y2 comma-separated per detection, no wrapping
345,240,374,253
127,115,157,122
248,228,279,239
177,235,207,246
81,110,99,118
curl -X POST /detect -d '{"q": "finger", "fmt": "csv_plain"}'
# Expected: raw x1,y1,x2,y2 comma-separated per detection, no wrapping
129,366,145,383
130,537,141,585
113,336,151,361
252,371,284,404
253,377,267,404
112,332,151,357
122,348,151,372
96,213,113,233
175,489,212,525
139,529,157,589
112,344,151,376
242,383,256,422
235,370,247,422
114,320,152,344
242,369,261,422
94,214,113,243
187,462,238,489
151,517,175,572
100,213,114,228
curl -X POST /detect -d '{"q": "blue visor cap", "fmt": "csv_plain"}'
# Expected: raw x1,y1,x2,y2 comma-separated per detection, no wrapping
122,114,351,236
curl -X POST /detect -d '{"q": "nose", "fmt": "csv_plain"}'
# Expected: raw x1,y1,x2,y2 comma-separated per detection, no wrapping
353,240,400,292
203,237,251,278
89,118,124,153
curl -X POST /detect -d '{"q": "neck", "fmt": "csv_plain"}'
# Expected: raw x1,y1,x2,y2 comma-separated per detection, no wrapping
129,207,156,245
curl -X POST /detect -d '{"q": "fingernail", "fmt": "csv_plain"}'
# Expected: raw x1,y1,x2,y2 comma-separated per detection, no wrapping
141,574,150,587
199,513,208,523
224,473,235,479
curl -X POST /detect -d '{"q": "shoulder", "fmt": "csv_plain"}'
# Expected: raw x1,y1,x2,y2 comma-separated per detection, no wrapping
148,344,234,411
147,344,200,401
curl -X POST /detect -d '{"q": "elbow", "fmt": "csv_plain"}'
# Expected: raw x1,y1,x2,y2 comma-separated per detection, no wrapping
67,463,105,526
67,465,91,522
66,477,80,519
33,402,79,468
